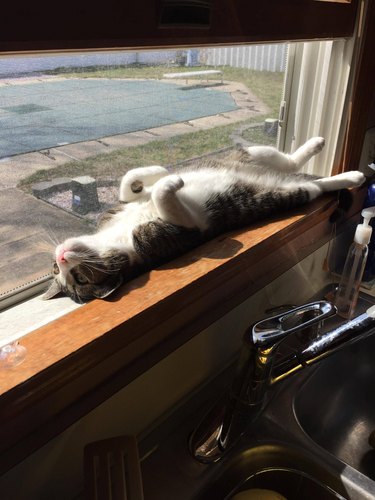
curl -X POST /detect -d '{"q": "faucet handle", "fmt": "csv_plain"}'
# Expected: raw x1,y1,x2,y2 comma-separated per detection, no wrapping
252,301,336,348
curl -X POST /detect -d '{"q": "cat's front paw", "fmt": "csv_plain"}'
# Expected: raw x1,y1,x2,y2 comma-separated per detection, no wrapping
160,175,184,192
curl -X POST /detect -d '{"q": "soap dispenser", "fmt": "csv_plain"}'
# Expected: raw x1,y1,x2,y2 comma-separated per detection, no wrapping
335,207,375,319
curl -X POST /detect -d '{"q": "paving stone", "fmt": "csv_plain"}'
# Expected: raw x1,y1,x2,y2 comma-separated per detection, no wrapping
56,140,110,160
38,148,77,166
101,131,152,149
32,177,72,198
145,122,196,138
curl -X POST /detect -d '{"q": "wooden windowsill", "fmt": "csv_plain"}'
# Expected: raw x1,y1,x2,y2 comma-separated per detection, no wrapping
0,188,366,474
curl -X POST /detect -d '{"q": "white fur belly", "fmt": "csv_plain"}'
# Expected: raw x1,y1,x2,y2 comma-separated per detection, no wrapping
175,170,235,230
173,168,292,230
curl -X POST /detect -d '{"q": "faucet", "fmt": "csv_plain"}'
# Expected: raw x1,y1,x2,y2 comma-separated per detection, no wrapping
189,299,375,463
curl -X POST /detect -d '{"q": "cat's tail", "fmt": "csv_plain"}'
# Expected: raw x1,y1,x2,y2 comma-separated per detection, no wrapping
119,166,169,202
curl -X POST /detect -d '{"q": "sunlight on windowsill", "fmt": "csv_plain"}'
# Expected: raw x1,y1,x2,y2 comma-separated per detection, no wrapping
1,294,81,349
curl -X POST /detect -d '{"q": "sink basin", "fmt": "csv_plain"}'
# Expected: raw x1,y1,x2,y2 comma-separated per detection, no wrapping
198,444,347,499
294,331,375,479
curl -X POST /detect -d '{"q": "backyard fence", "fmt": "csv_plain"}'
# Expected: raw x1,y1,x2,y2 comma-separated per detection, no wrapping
0,45,287,77
201,45,287,72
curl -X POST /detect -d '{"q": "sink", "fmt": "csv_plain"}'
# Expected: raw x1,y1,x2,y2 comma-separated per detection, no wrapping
198,444,347,500
294,331,375,479
141,289,375,499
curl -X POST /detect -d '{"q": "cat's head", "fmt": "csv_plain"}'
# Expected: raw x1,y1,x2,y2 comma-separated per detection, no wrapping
44,238,129,302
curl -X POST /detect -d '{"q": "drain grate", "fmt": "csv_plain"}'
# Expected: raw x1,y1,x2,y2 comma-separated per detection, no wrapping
2,103,51,114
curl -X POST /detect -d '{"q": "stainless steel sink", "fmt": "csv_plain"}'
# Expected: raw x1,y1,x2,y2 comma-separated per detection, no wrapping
140,289,375,499
294,330,375,479
198,444,347,500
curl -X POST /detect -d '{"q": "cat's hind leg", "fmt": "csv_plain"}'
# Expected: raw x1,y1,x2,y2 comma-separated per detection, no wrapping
312,171,366,193
280,171,366,206
245,137,325,173
289,137,325,170
119,166,169,202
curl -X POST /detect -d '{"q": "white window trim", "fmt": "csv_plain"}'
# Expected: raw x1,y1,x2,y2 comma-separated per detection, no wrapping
279,37,356,177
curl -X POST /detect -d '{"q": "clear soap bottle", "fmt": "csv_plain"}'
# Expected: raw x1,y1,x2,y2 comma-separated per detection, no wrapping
335,207,375,319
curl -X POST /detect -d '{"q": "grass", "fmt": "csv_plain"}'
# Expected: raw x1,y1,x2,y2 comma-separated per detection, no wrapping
242,125,278,146
19,122,242,189
19,65,284,190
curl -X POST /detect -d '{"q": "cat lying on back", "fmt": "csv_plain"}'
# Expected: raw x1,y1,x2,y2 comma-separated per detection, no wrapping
44,137,365,302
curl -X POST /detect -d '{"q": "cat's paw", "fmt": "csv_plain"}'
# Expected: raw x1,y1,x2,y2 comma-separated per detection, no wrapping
305,137,325,155
161,175,184,192
316,170,366,192
341,171,366,187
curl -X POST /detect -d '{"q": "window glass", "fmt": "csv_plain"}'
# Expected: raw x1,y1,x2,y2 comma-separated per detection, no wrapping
0,40,349,304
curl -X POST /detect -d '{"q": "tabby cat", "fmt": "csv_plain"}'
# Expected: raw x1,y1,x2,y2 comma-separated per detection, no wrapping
44,137,365,302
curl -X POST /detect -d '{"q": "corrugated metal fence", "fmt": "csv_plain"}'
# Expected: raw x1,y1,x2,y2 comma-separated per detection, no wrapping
201,45,287,72
0,46,287,77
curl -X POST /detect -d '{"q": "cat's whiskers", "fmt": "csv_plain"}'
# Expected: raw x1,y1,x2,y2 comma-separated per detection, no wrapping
71,252,123,272
81,264,95,280
70,250,103,263
79,257,104,264
74,290,84,304
34,239,55,253
41,225,61,248
81,262,114,275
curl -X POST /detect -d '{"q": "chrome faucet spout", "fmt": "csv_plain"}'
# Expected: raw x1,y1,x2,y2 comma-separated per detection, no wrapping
272,305,375,384
189,300,375,463
252,301,336,347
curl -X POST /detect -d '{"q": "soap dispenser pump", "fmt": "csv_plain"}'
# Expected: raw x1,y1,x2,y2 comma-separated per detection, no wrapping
335,207,375,319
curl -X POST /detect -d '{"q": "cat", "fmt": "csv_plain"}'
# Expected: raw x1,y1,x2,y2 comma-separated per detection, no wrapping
44,137,365,302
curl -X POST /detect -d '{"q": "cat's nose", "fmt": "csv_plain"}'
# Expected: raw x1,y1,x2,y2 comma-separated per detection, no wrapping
56,246,67,263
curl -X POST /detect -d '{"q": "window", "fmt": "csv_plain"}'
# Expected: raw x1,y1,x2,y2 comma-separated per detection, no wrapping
0,0,369,477
0,36,359,308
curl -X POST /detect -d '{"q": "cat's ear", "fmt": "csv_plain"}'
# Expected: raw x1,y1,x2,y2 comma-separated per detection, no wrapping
92,276,124,299
43,279,64,300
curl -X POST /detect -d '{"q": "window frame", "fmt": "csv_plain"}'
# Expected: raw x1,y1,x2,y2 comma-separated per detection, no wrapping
279,38,358,177
0,0,359,52
1,0,373,475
